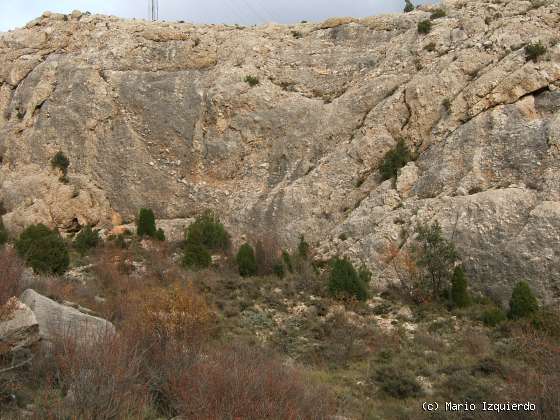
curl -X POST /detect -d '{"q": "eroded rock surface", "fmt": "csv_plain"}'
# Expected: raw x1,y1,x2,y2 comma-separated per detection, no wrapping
20,289,116,344
1,0,560,301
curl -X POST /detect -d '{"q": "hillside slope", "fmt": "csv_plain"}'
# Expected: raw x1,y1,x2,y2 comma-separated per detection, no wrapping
1,0,560,302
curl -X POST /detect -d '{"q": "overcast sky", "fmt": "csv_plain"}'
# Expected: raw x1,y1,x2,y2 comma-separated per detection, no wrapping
1,0,434,32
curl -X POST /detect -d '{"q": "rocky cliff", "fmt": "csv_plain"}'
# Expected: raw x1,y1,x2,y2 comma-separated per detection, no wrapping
1,0,560,302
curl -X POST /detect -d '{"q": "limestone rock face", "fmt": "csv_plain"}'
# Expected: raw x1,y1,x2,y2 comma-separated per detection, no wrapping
396,163,419,198
1,0,560,301
19,289,116,344
155,218,194,242
0,164,111,236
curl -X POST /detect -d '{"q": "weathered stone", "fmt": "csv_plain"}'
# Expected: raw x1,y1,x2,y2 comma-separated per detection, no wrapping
155,218,194,242
109,225,132,236
396,306,414,321
396,163,419,198
111,210,123,227
19,289,115,345
70,10,82,20
416,376,434,396
63,264,94,285
0,165,111,236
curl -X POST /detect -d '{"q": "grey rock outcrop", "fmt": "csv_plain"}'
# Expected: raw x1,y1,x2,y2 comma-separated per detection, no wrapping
20,289,116,344
1,0,560,301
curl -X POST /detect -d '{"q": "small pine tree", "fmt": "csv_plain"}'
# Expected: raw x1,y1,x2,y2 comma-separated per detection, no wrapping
236,243,257,277
380,139,413,180
450,266,470,308
525,41,547,62
417,20,432,34
155,228,166,241
273,262,285,278
508,281,539,320
282,250,293,273
51,151,69,174
0,218,7,246
481,307,507,327
430,9,446,19
74,225,100,256
358,264,372,286
15,224,69,274
442,98,451,113
182,212,230,270
244,75,259,86
185,211,230,251
51,151,70,182
298,235,310,259
413,221,459,299
182,241,212,270
137,208,157,238
404,0,415,13
328,258,368,301
375,366,422,399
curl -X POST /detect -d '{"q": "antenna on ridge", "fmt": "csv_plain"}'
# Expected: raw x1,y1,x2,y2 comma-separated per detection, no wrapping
149,0,159,21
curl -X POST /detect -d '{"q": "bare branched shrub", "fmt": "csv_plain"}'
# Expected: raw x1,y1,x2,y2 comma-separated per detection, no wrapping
27,275,78,302
0,248,24,321
251,233,282,276
45,332,151,420
118,282,218,415
414,330,445,352
0,247,24,306
124,282,217,347
459,327,491,357
498,326,560,419
91,246,143,323
382,242,425,302
139,241,183,286
315,307,373,367
166,344,334,419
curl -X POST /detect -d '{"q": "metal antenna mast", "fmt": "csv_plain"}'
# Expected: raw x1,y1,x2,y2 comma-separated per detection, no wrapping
150,0,159,21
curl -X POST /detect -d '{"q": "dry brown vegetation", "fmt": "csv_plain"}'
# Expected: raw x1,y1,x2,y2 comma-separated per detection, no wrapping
0,248,25,328
2,232,560,419
0,248,24,307
496,323,560,419
0,240,334,419
166,344,333,419
253,234,282,276
36,333,151,419
382,242,426,303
